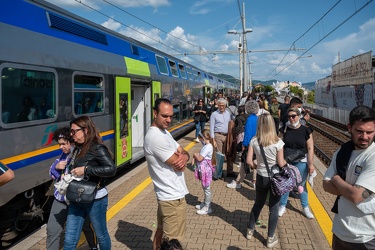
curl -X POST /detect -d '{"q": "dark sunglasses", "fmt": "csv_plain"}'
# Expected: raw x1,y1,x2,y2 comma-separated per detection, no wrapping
287,114,298,119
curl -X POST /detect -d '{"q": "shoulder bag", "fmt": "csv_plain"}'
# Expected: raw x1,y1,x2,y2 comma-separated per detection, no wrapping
283,147,305,164
259,142,296,196
66,177,101,203
64,148,101,203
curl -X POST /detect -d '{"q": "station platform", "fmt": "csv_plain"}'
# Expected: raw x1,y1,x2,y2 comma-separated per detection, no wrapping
14,128,336,250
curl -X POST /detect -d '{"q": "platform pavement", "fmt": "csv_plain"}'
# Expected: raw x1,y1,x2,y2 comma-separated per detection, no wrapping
19,129,332,250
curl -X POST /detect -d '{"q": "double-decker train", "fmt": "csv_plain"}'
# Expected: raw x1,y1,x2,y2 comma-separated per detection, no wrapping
0,0,237,246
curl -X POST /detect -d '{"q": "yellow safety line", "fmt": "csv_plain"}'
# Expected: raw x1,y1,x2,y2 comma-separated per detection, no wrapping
106,177,153,220
307,183,333,247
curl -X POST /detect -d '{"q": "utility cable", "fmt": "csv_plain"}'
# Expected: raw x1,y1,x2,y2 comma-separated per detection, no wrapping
269,0,373,80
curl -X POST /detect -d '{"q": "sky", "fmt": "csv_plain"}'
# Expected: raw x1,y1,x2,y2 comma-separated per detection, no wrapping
46,0,375,84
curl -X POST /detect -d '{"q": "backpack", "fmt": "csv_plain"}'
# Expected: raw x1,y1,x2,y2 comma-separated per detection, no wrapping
331,141,354,213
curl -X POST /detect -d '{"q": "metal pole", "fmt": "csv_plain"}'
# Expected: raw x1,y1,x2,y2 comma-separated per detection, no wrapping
242,2,248,92
248,62,252,92
239,35,243,97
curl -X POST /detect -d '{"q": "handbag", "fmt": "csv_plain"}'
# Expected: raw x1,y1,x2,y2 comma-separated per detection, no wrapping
66,177,101,203
259,142,296,196
283,147,305,163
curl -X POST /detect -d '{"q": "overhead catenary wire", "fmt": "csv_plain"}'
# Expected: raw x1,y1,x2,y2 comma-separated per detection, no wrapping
270,0,373,80
264,0,373,81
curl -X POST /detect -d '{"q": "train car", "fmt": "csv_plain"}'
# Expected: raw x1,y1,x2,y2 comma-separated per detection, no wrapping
0,0,236,245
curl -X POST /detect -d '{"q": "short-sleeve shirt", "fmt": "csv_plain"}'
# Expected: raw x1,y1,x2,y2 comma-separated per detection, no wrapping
324,143,375,243
199,143,213,160
144,126,189,201
250,138,284,177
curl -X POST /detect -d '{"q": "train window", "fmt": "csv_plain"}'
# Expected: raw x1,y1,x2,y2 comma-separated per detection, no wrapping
156,55,169,75
208,75,213,80
179,64,187,79
168,60,178,77
192,68,198,80
130,44,139,55
73,74,104,115
186,66,193,80
1,65,57,125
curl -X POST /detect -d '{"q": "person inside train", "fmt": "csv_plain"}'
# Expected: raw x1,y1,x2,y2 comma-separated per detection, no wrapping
16,96,36,122
278,107,315,219
46,127,98,250
64,116,116,250
0,162,14,187
323,105,375,249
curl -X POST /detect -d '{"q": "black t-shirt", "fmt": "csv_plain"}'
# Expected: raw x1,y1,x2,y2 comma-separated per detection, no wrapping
283,125,312,154
193,104,207,122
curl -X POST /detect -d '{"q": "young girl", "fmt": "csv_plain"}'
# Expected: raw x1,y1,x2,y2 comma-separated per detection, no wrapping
192,129,216,215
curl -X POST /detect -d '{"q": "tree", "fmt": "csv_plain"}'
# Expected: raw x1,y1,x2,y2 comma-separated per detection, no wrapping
290,86,303,98
307,90,315,104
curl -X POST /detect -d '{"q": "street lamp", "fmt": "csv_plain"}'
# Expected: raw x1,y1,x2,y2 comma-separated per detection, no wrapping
227,2,252,95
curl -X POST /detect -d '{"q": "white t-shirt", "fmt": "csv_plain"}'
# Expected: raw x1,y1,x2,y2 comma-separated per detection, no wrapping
144,126,189,201
199,143,213,160
324,142,375,243
250,137,285,177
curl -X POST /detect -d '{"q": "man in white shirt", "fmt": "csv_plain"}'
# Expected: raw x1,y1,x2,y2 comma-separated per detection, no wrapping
323,105,375,249
144,98,190,250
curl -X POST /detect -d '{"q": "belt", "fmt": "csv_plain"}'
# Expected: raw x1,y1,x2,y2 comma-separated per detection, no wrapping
215,132,227,136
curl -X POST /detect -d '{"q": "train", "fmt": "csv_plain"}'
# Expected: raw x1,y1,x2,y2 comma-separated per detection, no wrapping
313,51,375,124
0,0,237,246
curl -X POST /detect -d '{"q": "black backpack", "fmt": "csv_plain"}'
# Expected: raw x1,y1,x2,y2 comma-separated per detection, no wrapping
331,141,354,213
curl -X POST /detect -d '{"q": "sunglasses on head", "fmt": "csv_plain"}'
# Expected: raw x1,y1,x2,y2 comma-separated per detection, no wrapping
287,114,298,119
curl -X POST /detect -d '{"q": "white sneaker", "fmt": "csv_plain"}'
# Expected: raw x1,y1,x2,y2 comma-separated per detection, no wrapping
304,207,314,219
195,202,205,210
197,206,212,215
195,137,200,143
267,235,279,248
226,180,241,189
246,228,254,240
278,205,286,217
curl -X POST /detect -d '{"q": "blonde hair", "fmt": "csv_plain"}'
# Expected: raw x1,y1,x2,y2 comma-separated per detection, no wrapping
198,129,216,166
255,114,279,147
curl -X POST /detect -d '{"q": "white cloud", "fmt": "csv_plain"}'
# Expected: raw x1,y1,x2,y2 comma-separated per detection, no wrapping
101,18,121,31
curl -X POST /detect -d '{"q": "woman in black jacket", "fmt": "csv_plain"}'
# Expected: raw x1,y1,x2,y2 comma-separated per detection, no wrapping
193,99,207,142
64,116,116,250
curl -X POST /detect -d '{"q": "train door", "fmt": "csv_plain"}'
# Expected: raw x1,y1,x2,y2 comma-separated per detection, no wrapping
203,86,212,104
115,77,131,166
131,84,147,160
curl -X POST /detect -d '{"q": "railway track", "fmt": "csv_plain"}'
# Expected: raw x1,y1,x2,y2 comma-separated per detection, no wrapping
308,115,350,166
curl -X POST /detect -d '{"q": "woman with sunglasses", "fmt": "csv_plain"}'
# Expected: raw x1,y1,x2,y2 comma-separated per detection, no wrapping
193,99,208,142
278,108,315,219
64,116,116,250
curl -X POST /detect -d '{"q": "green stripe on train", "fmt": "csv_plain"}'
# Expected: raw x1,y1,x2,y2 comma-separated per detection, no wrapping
124,57,151,77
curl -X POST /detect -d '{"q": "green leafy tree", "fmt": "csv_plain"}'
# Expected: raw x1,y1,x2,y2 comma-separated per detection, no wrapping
307,90,315,104
290,86,303,98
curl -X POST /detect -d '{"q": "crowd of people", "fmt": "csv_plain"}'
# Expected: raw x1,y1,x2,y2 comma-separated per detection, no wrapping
5,91,373,249
189,92,375,249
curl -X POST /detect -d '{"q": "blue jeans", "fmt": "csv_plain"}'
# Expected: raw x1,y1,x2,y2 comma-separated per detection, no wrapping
195,122,206,137
64,196,110,250
280,161,309,208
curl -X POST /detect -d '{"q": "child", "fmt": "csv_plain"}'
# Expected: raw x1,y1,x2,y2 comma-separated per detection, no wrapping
192,129,216,215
